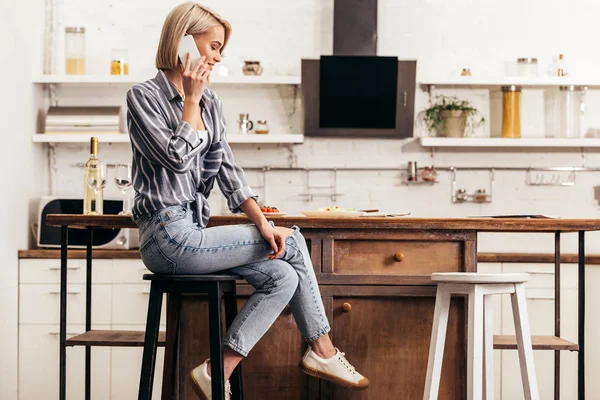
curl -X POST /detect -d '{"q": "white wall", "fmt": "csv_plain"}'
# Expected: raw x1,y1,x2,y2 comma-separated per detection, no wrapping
0,0,46,398
5,0,600,398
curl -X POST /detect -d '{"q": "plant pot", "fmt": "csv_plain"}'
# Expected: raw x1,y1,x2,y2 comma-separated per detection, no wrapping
440,110,466,137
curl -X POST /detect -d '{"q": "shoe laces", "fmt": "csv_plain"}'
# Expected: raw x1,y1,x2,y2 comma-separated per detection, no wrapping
337,351,357,375
225,380,232,400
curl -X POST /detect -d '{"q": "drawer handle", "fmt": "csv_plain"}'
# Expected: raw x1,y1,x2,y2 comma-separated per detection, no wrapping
341,302,352,313
48,267,81,271
139,291,150,295
48,332,81,336
48,291,81,295
393,252,405,262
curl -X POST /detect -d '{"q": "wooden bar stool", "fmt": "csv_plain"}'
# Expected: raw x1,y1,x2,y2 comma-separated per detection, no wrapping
423,273,539,400
138,274,244,400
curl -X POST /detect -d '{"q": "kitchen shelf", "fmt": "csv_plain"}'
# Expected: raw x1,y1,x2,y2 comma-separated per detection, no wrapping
32,133,304,144
32,74,301,85
419,137,600,148
420,76,600,89
493,335,579,351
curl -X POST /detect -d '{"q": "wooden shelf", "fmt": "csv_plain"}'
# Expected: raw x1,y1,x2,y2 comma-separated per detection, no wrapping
66,330,165,347
493,335,579,351
419,137,600,148
32,74,301,85
32,133,304,144
420,76,600,89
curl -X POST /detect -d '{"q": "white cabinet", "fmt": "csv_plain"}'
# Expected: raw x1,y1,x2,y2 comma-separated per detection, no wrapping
111,325,164,400
18,258,162,400
476,262,579,400
18,324,111,400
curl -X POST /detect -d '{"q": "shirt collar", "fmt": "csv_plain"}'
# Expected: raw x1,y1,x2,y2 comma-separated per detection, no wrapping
155,70,179,101
155,70,209,105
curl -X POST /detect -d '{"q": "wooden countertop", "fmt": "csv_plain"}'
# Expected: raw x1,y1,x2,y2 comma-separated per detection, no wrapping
17,250,600,264
46,214,600,232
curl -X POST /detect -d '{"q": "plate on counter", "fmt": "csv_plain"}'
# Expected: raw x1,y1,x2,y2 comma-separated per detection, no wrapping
262,212,287,216
241,212,287,217
301,211,366,218
361,212,411,217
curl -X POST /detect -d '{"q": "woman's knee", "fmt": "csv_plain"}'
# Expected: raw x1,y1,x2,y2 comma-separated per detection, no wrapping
276,262,299,294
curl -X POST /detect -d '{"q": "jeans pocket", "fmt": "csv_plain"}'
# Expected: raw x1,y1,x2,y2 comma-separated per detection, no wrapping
139,236,176,274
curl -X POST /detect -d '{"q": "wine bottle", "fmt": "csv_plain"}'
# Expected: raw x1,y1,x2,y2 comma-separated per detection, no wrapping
83,137,103,214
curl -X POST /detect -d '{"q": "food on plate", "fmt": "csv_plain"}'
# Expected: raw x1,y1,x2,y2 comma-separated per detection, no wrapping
316,206,356,212
260,205,280,213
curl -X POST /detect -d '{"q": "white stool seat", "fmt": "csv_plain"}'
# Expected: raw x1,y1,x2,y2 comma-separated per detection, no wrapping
424,272,539,400
431,272,529,284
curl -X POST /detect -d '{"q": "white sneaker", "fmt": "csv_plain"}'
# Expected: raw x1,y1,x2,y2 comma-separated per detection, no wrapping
299,347,369,389
189,359,232,400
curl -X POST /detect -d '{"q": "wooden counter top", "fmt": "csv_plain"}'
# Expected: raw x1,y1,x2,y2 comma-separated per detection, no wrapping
46,214,600,232
18,249,600,264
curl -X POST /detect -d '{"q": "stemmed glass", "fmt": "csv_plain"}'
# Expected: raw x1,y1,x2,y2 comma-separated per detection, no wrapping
114,163,133,215
86,162,107,214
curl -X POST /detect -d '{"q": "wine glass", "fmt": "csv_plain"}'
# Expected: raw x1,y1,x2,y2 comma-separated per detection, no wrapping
114,163,133,215
86,162,107,214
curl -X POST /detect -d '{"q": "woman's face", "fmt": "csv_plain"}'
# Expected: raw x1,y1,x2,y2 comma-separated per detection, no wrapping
192,24,225,72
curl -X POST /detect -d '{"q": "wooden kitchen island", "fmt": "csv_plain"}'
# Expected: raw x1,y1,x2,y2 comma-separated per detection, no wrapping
46,215,600,400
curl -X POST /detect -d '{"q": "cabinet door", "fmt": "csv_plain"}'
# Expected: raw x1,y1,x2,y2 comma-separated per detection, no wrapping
110,325,164,400
18,324,111,400
19,284,112,325
177,296,311,400
328,295,465,400
500,287,577,400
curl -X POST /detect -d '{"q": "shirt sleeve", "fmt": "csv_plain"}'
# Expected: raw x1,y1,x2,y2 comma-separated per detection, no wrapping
126,86,206,174
213,96,259,213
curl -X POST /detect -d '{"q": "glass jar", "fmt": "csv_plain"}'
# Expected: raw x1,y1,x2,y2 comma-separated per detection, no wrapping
560,86,582,138
242,61,263,76
65,27,85,75
501,85,521,138
110,48,129,75
255,120,269,134
516,58,538,77
544,86,583,138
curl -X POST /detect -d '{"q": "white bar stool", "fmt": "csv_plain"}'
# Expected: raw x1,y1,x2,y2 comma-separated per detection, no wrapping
423,273,539,400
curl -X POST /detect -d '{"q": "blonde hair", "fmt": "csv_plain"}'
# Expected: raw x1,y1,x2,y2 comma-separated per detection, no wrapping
156,2,231,70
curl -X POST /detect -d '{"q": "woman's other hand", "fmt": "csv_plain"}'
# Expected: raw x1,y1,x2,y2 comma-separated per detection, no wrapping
180,53,209,102
259,225,294,260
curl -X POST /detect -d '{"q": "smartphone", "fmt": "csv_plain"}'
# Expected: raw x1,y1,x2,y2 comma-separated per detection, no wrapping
178,35,202,66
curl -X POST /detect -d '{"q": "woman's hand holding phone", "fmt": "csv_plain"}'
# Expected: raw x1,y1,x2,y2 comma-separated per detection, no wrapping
179,53,209,103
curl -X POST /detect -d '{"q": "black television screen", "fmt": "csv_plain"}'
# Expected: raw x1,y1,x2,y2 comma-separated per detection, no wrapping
319,55,398,129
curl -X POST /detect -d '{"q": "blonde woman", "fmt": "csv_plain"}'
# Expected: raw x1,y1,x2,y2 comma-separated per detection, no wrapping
127,2,368,399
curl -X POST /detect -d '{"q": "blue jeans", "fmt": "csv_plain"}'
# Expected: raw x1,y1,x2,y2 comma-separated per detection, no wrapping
134,204,331,357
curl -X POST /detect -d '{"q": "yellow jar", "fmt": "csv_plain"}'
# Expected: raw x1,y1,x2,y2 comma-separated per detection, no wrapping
110,49,129,75
501,85,521,138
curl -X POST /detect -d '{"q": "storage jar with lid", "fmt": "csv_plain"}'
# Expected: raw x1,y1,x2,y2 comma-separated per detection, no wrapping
516,58,538,77
560,85,582,138
65,27,85,75
501,85,521,138
544,86,583,138
255,120,269,134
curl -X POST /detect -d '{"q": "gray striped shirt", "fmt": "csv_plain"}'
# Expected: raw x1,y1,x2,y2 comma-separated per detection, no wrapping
126,70,257,228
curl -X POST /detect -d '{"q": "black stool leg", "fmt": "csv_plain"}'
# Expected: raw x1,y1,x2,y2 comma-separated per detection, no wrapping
138,282,164,400
224,283,243,400
162,293,181,400
208,283,225,400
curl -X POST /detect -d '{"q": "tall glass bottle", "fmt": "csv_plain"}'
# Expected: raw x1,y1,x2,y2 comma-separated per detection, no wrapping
83,137,103,214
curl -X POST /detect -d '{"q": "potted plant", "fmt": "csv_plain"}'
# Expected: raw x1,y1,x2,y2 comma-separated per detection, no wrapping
419,95,485,137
